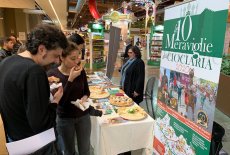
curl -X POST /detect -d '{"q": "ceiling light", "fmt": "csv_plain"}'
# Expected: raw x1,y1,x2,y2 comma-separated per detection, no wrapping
135,4,138,7
48,0,63,30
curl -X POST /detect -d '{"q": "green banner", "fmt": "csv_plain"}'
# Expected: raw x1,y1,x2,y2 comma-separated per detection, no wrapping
153,0,228,155
162,10,228,58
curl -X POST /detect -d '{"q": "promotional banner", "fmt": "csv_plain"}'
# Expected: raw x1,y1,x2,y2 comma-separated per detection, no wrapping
153,0,229,155
106,26,121,79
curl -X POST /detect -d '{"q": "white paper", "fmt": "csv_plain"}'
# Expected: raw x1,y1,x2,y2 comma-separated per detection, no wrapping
71,99,92,111
50,83,62,91
49,83,62,102
6,128,56,155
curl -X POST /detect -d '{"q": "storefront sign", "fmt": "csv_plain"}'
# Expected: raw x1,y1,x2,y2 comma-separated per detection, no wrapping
102,11,130,23
153,0,228,155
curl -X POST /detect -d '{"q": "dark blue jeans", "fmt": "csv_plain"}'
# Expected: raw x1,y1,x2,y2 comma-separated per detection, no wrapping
56,114,91,155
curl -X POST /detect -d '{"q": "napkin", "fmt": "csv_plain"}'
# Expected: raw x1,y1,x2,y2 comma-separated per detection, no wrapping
50,83,62,91
71,99,93,111
49,83,62,102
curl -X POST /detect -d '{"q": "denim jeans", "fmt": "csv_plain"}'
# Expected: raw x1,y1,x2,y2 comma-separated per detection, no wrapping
56,114,91,155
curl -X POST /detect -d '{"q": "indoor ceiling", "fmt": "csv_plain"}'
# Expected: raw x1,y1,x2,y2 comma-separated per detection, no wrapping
35,0,68,29
34,0,184,30
0,0,35,9
1,0,229,30
68,0,130,28
67,0,184,29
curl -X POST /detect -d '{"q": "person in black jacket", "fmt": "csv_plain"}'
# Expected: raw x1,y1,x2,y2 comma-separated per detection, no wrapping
47,41,102,155
120,46,145,155
0,25,68,154
121,46,145,104
0,37,14,62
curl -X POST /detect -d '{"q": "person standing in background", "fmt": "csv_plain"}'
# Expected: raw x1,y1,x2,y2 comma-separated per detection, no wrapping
0,24,68,155
10,35,22,54
120,46,145,155
68,33,85,56
0,37,14,62
121,46,145,104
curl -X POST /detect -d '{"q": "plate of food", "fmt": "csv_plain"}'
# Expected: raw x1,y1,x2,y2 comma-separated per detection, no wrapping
117,105,147,121
89,85,110,99
89,85,104,93
109,95,133,107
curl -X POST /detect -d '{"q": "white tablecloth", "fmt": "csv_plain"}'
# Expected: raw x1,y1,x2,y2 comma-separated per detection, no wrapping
90,112,154,155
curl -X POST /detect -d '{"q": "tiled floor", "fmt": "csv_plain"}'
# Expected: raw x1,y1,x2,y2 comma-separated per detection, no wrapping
87,50,230,155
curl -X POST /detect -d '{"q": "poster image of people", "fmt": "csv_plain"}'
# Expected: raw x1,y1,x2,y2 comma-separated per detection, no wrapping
158,67,218,132
134,36,143,48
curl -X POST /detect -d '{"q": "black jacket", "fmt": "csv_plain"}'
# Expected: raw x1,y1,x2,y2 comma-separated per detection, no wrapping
0,55,56,141
0,48,12,62
122,58,145,104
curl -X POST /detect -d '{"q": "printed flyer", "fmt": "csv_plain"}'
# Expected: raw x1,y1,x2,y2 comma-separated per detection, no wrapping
153,0,229,155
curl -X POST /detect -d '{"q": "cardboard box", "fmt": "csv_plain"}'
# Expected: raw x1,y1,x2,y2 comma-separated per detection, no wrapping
217,73,230,117
0,115,8,155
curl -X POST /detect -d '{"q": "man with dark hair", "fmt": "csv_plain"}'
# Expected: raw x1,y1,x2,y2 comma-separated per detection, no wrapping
0,37,14,62
0,25,68,154
10,35,22,54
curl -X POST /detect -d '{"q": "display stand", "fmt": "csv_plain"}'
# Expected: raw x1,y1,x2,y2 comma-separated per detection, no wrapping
87,23,106,70
148,25,163,67
106,26,121,79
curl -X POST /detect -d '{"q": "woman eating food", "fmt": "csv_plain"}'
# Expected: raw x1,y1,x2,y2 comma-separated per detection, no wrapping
47,41,102,155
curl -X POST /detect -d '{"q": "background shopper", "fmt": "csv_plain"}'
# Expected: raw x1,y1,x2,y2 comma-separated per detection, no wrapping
0,37,14,62
9,35,22,54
